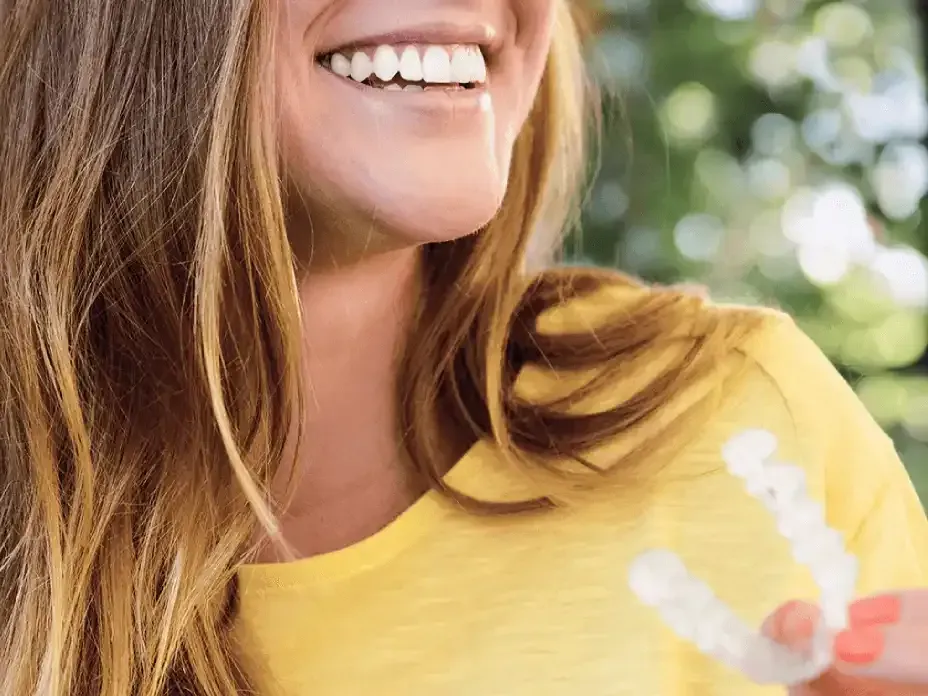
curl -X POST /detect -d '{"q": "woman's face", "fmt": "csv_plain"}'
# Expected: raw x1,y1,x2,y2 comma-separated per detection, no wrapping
276,0,556,260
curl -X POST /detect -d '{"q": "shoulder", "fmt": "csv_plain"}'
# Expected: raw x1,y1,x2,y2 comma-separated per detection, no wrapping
524,272,882,465
516,271,779,426
733,311,928,590
518,272,928,590
727,307,906,507
536,274,901,492
704,304,928,595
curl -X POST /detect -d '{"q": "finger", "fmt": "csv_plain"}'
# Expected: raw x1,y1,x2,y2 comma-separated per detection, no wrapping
849,590,928,627
762,600,820,649
834,622,928,685
765,591,926,649
795,670,906,696
762,602,822,694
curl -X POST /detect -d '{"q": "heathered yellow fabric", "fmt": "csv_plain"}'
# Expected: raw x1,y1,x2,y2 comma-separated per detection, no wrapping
235,292,928,696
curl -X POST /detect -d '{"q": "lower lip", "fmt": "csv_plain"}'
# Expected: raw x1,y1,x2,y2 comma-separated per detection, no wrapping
315,65,492,117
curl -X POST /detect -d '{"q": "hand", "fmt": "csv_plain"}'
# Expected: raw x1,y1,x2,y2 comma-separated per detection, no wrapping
764,591,928,694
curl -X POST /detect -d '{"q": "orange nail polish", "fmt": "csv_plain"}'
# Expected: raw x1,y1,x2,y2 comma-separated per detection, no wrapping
848,594,901,627
834,627,885,665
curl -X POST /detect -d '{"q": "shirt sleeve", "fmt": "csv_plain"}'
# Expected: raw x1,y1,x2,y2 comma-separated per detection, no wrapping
745,312,928,594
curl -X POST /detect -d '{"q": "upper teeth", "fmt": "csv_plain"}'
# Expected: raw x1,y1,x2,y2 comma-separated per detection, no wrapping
327,44,487,86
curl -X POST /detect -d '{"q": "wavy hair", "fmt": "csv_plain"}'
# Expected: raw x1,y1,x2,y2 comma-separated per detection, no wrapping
0,1,761,694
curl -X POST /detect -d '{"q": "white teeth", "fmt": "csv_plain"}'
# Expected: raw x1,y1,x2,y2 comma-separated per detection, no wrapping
469,46,487,82
349,52,373,82
372,45,399,81
330,52,351,77
421,45,452,83
404,85,423,92
384,84,402,91
326,44,487,89
449,46,472,83
399,46,424,81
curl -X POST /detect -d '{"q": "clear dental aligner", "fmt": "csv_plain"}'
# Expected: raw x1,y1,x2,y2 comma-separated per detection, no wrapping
627,429,859,686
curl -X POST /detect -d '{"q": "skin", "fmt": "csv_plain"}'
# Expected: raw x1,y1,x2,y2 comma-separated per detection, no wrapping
765,592,928,693
260,0,556,560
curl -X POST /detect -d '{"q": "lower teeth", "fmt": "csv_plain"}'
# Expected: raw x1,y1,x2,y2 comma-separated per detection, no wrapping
372,81,468,91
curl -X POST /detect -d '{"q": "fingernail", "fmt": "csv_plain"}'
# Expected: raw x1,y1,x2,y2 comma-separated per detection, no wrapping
848,594,901,627
834,627,885,665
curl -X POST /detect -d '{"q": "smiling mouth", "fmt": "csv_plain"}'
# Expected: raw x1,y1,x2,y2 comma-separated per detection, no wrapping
317,43,487,92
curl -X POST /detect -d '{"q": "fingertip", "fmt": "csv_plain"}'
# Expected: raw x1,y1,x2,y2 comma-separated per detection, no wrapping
833,621,928,685
764,600,819,644
834,626,886,665
848,593,902,627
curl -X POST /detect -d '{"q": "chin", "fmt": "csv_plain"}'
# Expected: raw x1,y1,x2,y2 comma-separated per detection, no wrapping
355,166,510,245
288,143,514,253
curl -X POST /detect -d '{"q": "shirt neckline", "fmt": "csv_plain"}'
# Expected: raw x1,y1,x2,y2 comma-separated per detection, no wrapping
237,438,494,594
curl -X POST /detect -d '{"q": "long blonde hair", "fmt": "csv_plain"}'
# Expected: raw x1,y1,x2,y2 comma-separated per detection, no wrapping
0,1,761,694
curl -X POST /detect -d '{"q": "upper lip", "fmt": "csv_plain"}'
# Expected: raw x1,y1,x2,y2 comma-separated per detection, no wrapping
315,21,504,58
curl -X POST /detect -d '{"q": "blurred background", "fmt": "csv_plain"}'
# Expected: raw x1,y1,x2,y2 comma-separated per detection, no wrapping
572,0,928,503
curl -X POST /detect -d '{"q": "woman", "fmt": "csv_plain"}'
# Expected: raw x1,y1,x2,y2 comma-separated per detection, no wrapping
0,0,926,694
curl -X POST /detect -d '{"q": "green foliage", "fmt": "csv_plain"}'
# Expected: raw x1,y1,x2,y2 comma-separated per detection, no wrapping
576,0,928,501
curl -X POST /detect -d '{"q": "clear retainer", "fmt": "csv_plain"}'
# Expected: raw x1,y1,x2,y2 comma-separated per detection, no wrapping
627,429,859,686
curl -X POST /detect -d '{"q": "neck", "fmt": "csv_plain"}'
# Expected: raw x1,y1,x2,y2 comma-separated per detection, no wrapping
262,247,425,560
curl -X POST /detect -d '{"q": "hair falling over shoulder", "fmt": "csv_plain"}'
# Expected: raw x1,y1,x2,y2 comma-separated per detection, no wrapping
0,1,763,694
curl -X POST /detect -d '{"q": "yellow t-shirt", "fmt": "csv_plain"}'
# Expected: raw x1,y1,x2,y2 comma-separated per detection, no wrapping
234,291,928,696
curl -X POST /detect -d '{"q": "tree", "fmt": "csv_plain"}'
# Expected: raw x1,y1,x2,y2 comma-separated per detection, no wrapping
574,0,928,500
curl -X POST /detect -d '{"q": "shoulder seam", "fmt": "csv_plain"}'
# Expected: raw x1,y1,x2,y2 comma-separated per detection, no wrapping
729,312,899,543
728,312,803,463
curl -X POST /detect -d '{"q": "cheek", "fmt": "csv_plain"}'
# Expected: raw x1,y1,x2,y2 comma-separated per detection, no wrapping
494,0,557,144
516,0,557,87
